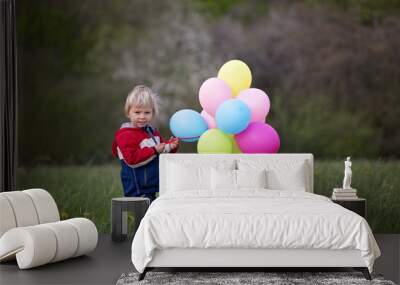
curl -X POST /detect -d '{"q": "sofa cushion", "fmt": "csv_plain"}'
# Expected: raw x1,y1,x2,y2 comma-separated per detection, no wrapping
0,191,39,227
23,189,60,224
0,196,17,237
0,189,60,238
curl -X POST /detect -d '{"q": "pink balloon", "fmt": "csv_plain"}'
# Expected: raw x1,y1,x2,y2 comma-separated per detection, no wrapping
199,78,232,116
201,110,216,129
235,122,280,153
237,88,270,122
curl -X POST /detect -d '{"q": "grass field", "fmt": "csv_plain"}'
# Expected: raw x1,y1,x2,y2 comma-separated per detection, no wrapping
17,160,400,234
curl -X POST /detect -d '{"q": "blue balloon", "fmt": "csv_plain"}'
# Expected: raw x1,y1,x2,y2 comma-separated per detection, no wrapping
169,109,208,142
215,99,251,134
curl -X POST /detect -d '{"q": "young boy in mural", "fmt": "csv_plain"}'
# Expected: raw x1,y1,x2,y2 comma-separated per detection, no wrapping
112,85,179,202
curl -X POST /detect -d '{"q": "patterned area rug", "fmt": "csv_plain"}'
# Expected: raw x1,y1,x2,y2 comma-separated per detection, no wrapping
116,271,396,285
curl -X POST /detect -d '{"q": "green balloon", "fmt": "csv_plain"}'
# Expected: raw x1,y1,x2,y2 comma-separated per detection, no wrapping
197,129,232,154
228,135,242,153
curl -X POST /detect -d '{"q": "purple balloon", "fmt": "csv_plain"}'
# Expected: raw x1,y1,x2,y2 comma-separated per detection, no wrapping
235,122,280,153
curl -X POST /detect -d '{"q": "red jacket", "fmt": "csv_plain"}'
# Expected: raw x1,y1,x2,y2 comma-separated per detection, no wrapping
112,124,177,167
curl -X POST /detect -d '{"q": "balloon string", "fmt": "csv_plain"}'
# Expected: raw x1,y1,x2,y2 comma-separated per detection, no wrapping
175,136,200,140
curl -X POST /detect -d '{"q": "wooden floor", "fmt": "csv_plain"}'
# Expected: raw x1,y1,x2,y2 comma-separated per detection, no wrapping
0,234,399,285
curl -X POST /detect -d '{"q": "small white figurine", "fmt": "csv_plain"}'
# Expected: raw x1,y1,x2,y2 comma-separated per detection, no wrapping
342,157,352,189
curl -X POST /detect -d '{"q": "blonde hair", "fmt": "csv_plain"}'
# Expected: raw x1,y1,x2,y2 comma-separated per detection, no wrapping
124,85,159,117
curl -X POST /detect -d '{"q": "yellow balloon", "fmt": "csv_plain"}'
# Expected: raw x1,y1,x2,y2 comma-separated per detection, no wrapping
218,60,252,96
228,135,242,153
197,129,232,154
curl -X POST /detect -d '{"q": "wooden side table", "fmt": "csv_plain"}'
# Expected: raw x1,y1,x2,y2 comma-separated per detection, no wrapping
332,198,367,219
111,197,150,242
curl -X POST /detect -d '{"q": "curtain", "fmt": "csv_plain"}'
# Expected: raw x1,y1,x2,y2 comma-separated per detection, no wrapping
0,0,18,192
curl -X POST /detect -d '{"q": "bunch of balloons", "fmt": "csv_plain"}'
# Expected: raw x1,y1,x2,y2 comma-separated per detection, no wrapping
169,60,280,154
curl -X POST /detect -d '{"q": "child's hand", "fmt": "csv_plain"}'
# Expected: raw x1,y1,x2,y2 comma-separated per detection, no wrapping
155,143,165,153
169,137,180,150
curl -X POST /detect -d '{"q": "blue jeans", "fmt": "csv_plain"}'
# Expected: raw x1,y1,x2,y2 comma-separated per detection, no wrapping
120,159,159,202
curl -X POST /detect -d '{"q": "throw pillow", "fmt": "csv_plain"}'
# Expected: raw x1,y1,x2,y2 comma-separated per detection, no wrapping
238,159,308,191
236,169,267,189
167,162,211,191
265,163,307,191
211,168,236,190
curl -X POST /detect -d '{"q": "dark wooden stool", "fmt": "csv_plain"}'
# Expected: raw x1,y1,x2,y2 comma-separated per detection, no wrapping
111,197,150,242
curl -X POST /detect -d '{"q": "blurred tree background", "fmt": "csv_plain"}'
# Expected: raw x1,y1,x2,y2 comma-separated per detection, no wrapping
17,0,400,165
